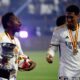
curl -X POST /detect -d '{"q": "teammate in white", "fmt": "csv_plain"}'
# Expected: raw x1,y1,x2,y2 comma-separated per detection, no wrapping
46,5,80,80
0,12,36,80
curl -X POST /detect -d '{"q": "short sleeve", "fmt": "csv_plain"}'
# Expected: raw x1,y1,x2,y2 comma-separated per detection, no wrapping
50,30,60,46
15,38,24,55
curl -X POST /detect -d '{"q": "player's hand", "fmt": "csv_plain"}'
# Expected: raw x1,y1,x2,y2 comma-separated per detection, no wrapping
18,59,36,71
18,55,36,71
46,54,53,64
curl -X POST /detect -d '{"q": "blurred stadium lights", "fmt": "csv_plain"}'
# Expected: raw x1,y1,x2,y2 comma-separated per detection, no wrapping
15,0,32,16
28,4,35,14
53,0,59,12
63,0,68,2
27,0,60,15
36,26,42,37
19,31,29,38
0,0,10,7
39,0,45,3
53,0,59,5
40,3,53,15
0,0,79,37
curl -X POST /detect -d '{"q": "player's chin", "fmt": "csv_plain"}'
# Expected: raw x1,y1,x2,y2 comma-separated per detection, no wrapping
14,28,20,32
16,29,20,32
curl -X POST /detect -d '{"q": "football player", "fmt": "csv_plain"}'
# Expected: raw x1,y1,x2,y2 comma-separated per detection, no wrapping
46,5,80,80
0,12,36,80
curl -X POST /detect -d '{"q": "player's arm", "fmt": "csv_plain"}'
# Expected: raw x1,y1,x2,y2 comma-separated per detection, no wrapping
46,44,58,63
16,38,36,71
46,29,60,64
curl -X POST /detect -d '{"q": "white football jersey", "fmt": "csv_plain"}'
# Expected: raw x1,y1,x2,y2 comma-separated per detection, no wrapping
0,32,24,80
49,24,80,78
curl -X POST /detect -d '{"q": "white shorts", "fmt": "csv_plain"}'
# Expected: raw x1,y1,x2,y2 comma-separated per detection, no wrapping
58,62,80,80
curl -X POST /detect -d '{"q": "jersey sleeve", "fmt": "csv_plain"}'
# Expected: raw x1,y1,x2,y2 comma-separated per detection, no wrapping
15,38,24,55
48,28,60,57
15,38,29,58
50,29,60,46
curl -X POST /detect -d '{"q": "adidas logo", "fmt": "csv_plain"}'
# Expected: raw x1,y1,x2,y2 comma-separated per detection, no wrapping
65,36,69,38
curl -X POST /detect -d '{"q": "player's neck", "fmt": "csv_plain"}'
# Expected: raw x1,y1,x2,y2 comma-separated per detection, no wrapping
5,30,15,39
67,23,78,31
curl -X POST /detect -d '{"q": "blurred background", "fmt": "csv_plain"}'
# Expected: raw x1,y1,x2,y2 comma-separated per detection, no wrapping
0,0,80,51
0,0,80,80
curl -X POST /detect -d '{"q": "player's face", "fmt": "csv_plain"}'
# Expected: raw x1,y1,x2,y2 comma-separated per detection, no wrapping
66,12,78,26
8,15,21,32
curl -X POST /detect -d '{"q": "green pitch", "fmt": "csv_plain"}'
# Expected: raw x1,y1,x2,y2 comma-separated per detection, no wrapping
17,51,59,80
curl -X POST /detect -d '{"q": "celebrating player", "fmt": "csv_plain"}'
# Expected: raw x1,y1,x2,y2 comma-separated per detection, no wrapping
0,12,36,80
46,5,80,80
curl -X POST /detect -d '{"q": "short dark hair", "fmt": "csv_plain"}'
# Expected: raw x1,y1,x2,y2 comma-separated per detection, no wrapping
1,12,15,30
66,5,80,15
56,15,66,26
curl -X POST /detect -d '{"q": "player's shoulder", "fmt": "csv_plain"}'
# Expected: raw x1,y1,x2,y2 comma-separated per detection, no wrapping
14,36,20,43
53,24,67,33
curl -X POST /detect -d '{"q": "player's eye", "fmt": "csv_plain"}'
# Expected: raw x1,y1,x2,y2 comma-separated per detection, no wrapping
66,16,73,19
